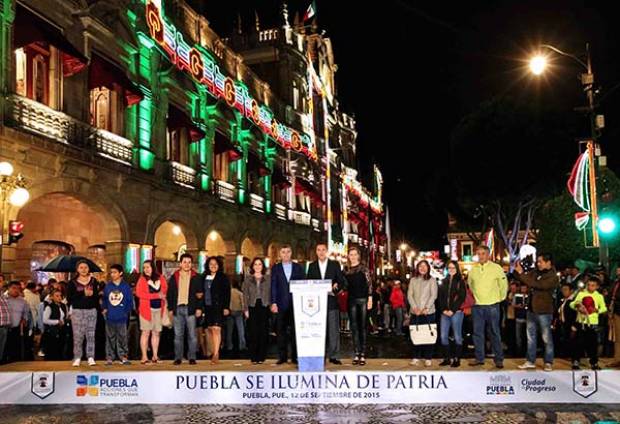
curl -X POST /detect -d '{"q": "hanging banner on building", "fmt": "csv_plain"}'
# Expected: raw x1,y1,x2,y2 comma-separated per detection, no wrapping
1,370,619,404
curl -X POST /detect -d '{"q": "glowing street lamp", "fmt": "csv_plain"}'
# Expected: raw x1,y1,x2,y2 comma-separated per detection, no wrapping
529,55,547,75
0,160,30,274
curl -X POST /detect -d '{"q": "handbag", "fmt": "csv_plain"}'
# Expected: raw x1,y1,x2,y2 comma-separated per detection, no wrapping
460,285,476,311
409,316,437,345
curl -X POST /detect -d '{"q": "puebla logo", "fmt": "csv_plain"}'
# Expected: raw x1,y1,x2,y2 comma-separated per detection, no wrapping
31,372,55,400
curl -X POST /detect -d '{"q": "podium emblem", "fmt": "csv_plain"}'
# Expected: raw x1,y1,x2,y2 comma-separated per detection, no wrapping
301,294,320,317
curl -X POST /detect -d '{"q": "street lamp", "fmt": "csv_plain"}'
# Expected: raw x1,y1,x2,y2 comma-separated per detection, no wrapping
528,43,607,268
0,161,30,275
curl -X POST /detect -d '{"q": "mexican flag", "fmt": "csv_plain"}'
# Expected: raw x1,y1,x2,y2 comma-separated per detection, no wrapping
303,1,316,21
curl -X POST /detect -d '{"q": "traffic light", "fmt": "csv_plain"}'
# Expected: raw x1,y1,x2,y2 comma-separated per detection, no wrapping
597,214,618,237
8,220,24,245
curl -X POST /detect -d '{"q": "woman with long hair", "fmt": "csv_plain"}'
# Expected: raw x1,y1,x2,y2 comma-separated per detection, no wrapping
202,256,231,364
438,260,466,367
407,259,438,367
67,260,99,367
135,260,168,364
345,246,372,366
243,257,270,364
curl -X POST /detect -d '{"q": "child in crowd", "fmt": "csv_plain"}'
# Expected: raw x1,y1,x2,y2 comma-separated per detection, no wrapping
102,264,134,365
570,276,607,370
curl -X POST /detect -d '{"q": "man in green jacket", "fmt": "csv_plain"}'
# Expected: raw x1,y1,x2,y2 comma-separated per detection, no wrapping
514,253,559,371
468,245,508,368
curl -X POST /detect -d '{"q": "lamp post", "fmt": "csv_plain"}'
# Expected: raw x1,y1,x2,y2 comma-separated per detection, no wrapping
0,161,30,276
529,43,607,269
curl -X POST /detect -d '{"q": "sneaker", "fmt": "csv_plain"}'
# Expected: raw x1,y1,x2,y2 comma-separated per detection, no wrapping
424,360,432,367
518,361,536,370
543,363,553,372
571,361,580,370
409,358,419,366
105,359,113,366
37,350,45,357
173,359,182,365
450,359,461,368
352,356,360,365
121,358,132,365
87,357,96,366
72,358,81,367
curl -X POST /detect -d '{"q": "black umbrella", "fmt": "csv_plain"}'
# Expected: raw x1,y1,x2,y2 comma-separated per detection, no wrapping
38,255,103,273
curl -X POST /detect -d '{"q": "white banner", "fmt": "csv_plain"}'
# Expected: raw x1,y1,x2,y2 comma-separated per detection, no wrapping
290,279,332,372
1,370,619,404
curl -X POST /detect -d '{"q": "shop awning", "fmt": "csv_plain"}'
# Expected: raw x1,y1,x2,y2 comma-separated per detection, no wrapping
167,104,206,141
13,5,88,77
89,53,143,106
247,151,270,177
214,131,242,161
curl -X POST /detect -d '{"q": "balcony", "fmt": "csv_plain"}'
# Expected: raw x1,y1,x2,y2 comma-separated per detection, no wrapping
90,128,133,165
6,94,84,144
170,162,196,189
250,193,265,213
292,210,311,226
215,180,236,203
6,94,134,166
275,203,287,221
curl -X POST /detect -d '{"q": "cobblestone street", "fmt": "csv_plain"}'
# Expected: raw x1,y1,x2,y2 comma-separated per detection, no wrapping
3,403,620,424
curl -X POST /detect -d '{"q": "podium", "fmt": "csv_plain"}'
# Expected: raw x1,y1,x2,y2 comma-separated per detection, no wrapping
290,279,333,372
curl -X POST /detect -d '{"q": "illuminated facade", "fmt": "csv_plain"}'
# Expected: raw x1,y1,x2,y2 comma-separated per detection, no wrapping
0,0,385,280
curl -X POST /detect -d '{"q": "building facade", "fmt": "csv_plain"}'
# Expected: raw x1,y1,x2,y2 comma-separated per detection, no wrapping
0,0,385,281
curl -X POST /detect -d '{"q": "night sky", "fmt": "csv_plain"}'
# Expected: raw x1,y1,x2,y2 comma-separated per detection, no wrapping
193,0,620,250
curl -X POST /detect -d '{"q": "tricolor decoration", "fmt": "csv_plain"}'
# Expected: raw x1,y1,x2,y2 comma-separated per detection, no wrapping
483,228,495,258
574,211,590,231
567,152,591,212
303,1,317,21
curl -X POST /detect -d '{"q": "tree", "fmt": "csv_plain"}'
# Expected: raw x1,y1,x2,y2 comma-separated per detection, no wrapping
537,168,620,268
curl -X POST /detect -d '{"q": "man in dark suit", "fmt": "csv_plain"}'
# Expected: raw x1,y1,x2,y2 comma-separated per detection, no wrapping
307,242,347,364
270,244,306,364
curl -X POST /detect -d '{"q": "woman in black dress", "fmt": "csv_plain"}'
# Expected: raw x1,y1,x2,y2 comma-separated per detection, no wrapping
203,256,231,364
345,246,373,366
243,257,271,364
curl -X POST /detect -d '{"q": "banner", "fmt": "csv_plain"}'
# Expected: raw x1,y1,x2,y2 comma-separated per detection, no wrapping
1,370,619,404
290,279,332,372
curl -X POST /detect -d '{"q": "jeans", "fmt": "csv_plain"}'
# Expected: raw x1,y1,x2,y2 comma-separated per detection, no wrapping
472,303,504,363
440,310,464,346
173,306,197,361
349,298,368,356
526,311,554,364
326,308,340,359
105,321,128,361
393,307,404,335
516,319,526,356
383,304,391,329
225,311,246,350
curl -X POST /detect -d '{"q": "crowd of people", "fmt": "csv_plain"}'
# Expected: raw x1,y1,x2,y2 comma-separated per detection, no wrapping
0,243,619,371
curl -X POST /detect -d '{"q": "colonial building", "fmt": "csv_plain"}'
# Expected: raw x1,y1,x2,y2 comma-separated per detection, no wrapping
0,0,385,282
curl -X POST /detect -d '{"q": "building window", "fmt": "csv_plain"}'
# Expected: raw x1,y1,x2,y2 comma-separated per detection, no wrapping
248,170,261,195
297,192,311,213
274,186,288,205
89,86,124,134
14,44,62,109
461,242,473,259
167,127,189,165
214,151,230,182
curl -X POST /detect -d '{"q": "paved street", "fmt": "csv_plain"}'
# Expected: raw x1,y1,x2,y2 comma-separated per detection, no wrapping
3,403,620,424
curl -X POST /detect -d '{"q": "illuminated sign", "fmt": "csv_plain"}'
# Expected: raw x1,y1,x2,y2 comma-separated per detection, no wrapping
145,1,317,161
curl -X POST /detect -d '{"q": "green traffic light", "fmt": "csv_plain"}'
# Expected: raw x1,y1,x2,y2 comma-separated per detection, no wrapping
598,216,617,235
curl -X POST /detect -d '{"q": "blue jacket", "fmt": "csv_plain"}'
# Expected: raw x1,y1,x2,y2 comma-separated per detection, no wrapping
102,280,134,323
270,262,306,311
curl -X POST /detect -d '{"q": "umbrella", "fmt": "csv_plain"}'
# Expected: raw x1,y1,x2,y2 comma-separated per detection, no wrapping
38,255,103,273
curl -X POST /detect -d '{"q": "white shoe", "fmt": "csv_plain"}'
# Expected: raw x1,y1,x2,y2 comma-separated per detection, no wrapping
72,358,81,367
424,360,432,367
543,363,553,372
87,357,96,366
37,350,45,357
409,358,419,366
518,361,536,370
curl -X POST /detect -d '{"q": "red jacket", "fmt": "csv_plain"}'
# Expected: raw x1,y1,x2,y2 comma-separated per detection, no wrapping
389,287,406,309
136,275,168,322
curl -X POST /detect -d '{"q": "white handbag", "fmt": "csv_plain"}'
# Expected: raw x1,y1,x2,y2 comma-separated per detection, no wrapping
409,321,437,345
